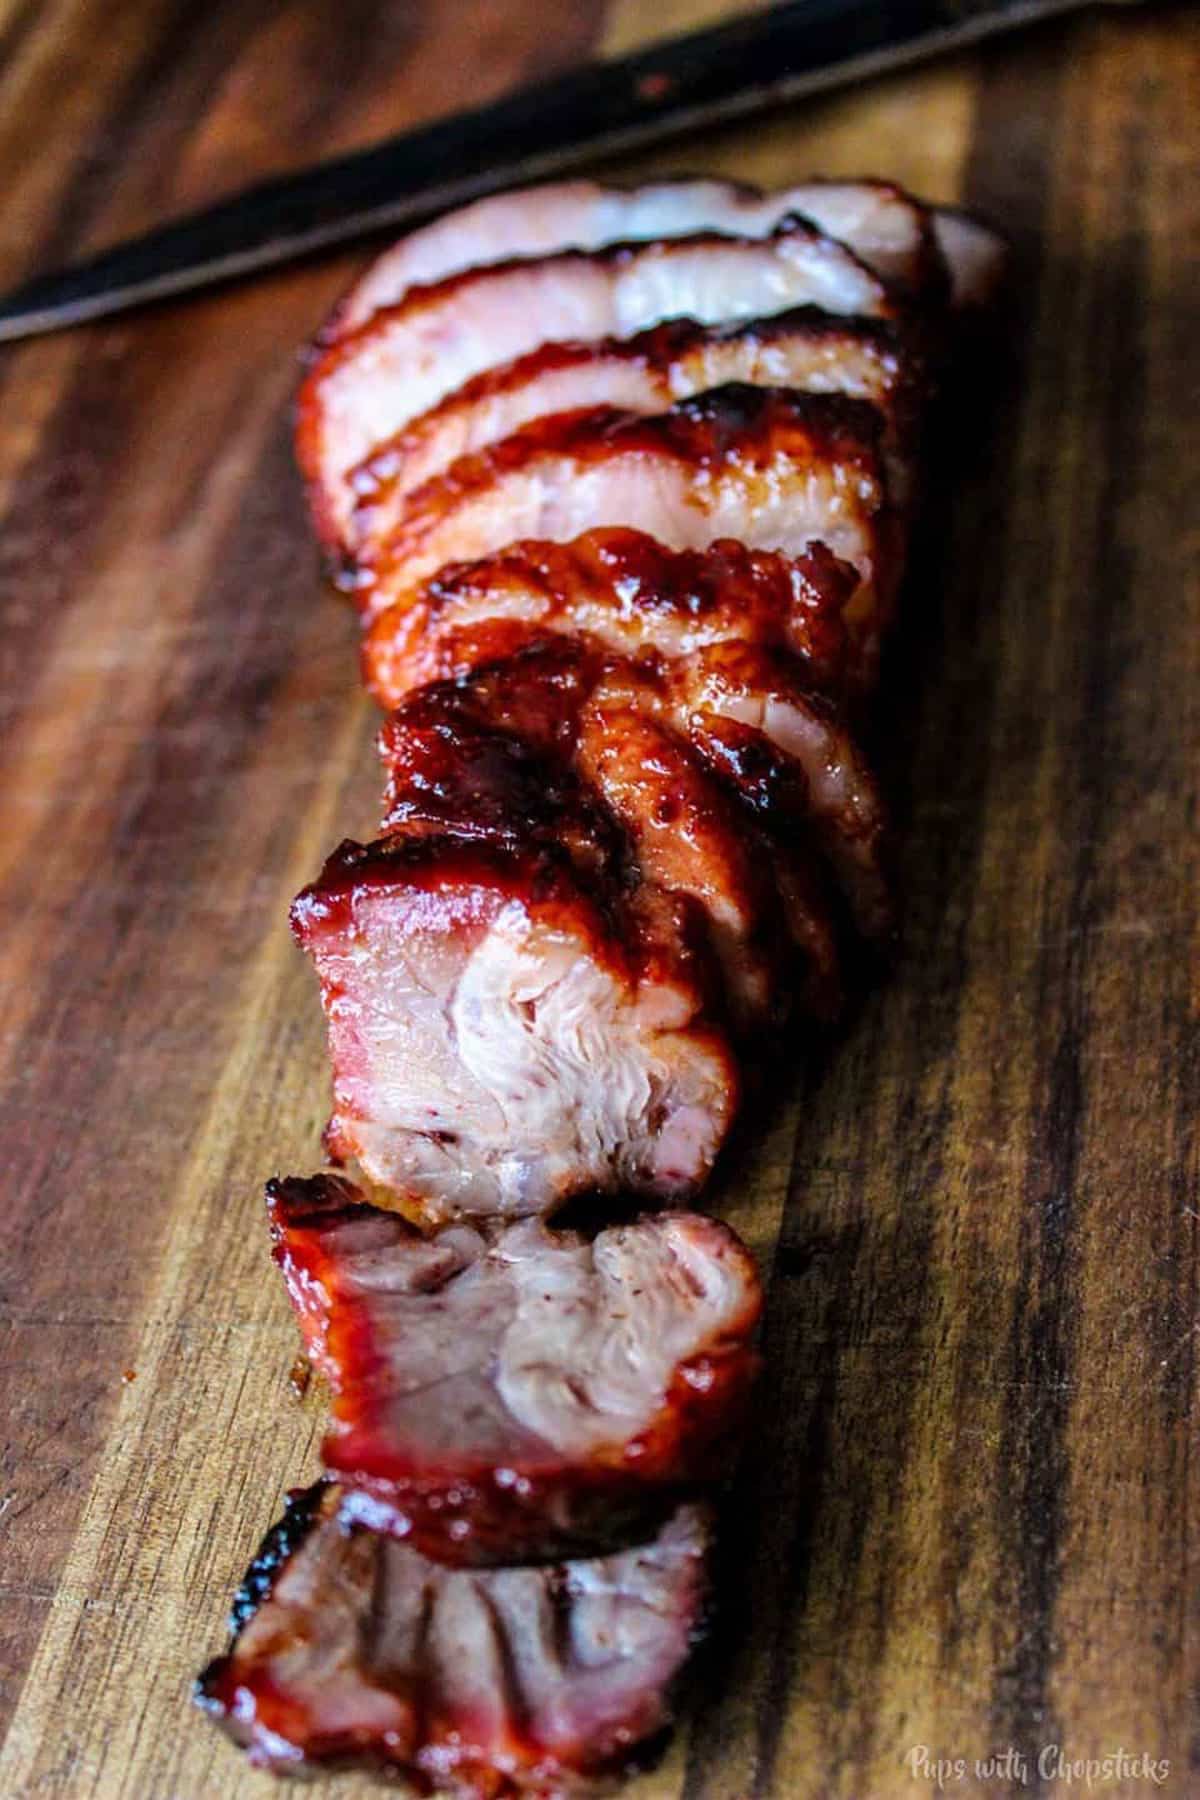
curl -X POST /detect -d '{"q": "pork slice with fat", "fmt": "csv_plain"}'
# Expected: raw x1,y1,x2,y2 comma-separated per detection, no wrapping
360,385,898,642
291,825,737,1226
197,1480,712,1792
348,308,923,551
327,173,952,339
361,530,864,709
266,1174,760,1563
299,221,894,553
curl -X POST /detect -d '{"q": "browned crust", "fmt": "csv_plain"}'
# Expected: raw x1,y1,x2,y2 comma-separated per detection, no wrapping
346,308,926,557
371,639,806,1031
362,530,862,709
359,384,889,622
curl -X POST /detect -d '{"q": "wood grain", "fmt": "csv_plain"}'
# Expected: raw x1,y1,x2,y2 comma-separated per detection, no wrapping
0,3,1195,1796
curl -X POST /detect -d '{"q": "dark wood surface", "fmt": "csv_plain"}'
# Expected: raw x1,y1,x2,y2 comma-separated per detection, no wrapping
0,2,1196,1795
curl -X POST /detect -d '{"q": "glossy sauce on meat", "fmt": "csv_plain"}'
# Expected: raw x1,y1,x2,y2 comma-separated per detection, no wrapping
347,308,924,553
358,384,896,634
299,221,895,551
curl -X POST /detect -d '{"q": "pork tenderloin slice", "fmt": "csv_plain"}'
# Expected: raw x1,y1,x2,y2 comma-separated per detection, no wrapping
378,638,840,1031
197,1481,712,1792
575,703,786,1031
361,531,863,711
349,309,923,550
299,221,894,554
291,832,737,1224
266,1176,760,1563
362,385,896,637
327,174,949,340
665,642,893,941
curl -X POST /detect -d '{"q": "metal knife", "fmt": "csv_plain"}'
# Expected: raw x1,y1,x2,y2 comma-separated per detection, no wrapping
0,0,1112,342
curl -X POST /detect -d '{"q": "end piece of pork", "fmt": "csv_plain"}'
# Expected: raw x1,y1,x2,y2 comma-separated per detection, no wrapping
348,309,924,550
360,384,898,639
326,174,948,341
291,829,737,1225
197,1480,712,1793
266,1175,761,1564
299,221,895,554
360,530,865,711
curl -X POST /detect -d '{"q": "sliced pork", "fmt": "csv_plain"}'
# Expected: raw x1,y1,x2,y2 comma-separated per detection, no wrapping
359,385,897,639
197,1480,712,1792
360,531,865,711
374,638,855,1018
291,827,738,1223
299,221,895,553
327,174,949,340
200,167,1006,1797
267,1174,760,1563
293,613,889,1219
668,641,892,940
348,309,923,548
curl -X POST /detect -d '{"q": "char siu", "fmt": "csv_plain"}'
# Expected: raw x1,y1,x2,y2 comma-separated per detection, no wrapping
198,172,1005,1792
361,530,866,704
347,310,923,548
293,619,888,1218
327,175,951,339
357,385,897,636
267,1174,760,1563
299,220,895,554
291,829,739,1221
198,1481,711,1792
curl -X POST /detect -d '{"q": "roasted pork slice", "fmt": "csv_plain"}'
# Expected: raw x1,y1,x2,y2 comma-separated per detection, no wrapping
375,654,797,1029
197,1481,712,1792
360,385,897,638
377,641,842,1028
299,220,895,553
291,830,737,1224
576,644,891,944
572,699,790,1030
669,642,892,941
348,309,923,549
361,531,864,710
266,1174,761,1563
326,174,949,340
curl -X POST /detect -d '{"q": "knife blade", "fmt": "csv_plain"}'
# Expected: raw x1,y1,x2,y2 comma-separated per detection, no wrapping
0,0,1103,343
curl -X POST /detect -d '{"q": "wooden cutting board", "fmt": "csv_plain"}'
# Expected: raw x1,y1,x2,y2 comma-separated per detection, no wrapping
0,2,1196,1794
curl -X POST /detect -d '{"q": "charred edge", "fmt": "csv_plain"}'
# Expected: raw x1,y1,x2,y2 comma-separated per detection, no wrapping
228,1480,331,1638
266,1170,367,1229
193,1479,333,1714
